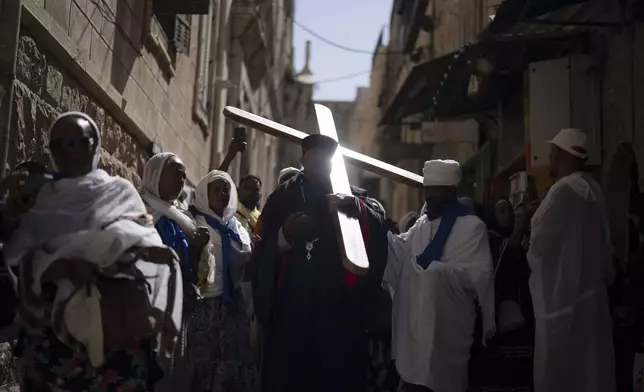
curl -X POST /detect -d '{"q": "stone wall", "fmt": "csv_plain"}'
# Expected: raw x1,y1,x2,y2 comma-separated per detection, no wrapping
18,0,215,183
10,32,148,185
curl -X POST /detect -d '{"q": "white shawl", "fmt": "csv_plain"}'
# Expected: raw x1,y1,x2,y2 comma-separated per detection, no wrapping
27,219,182,366
3,111,182,363
141,152,196,233
192,171,252,311
141,153,215,300
4,111,147,264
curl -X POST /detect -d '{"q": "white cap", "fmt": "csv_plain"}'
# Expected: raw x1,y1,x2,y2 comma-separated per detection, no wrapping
546,128,589,159
423,159,462,186
277,167,300,184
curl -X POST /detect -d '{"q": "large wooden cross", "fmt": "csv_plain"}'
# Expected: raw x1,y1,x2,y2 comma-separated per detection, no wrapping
223,105,424,275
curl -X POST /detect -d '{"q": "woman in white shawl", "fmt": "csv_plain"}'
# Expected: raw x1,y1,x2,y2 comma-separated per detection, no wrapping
4,112,181,392
140,153,212,392
191,170,257,392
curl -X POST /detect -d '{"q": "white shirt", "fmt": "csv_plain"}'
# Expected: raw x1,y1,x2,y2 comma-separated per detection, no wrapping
385,214,494,392
195,215,252,298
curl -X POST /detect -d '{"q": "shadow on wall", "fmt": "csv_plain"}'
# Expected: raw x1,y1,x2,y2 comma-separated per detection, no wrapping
110,0,143,94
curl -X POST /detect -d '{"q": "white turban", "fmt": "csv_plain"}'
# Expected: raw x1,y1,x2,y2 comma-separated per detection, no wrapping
422,159,462,186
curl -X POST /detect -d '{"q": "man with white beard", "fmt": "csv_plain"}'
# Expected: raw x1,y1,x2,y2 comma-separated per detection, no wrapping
385,159,495,392
528,128,615,392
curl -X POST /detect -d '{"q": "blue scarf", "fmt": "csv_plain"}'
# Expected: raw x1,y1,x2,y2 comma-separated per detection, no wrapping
155,216,196,285
201,214,242,305
416,198,473,269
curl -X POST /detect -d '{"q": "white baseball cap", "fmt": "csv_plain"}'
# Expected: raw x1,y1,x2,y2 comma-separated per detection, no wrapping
546,128,589,159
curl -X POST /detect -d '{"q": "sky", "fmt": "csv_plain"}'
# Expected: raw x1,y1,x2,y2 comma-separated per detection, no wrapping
292,0,393,101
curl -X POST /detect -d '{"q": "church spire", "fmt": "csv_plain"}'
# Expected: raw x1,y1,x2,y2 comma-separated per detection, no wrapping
295,40,314,84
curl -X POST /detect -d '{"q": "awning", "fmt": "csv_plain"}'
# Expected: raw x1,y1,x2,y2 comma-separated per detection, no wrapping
489,0,590,34
379,0,602,126
379,49,473,126
433,28,590,120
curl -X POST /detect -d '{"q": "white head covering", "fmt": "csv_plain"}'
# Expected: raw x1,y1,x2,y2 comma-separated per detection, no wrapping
277,167,300,185
423,159,462,187
142,153,176,196
4,112,146,264
546,128,589,159
48,111,101,170
398,211,420,233
140,153,196,233
193,170,238,222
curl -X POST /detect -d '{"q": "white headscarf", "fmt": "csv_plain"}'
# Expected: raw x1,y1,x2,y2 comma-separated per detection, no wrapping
193,170,238,223
48,111,102,171
398,211,420,233
4,112,146,264
141,153,196,234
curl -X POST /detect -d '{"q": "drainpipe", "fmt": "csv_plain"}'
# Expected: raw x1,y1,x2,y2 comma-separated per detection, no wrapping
209,0,232,170
206,0,220,128
0,0,22,178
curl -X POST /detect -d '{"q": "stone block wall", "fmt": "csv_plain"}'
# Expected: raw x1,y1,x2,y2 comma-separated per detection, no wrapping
10,33,148,185
17,0,215,184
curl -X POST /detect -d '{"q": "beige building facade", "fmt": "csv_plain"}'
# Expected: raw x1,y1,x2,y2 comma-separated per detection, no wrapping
0,0,311,202
372,0,480,220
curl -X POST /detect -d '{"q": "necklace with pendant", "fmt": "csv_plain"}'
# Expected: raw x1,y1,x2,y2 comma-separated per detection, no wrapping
305,238,319,260
299,180,321,260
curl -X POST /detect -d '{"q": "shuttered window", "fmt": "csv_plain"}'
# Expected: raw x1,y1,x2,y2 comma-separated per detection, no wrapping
174,15,192,54
153,0,200,57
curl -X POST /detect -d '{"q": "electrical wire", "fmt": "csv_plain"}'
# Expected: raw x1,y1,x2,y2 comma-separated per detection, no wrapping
315,69,372,84
292,20,387,55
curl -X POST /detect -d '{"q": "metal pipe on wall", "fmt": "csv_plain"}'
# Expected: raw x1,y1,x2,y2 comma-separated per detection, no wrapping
206,0,221,140
209,0,232,170
0,0,23,179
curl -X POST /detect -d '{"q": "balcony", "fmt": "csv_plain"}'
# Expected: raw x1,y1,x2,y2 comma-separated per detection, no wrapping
232,0,272,90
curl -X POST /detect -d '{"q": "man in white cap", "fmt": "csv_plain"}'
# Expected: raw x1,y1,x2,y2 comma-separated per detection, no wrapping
385,159,495,392
529,128,615,392
276,167,301,186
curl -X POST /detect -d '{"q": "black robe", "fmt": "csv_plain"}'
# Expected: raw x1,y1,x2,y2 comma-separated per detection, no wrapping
252,172,388,392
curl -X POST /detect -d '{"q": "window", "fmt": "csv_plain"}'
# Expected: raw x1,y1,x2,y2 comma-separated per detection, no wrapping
154,13,192,57
151,0,210,60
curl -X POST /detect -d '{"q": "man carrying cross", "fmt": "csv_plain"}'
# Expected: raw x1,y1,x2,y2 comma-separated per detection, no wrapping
252,134,388,392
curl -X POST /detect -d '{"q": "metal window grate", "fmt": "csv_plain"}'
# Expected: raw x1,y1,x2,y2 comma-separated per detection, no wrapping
174,15,192,54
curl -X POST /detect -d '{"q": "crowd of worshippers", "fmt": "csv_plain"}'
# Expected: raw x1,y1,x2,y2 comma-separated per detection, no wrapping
0,112,626,392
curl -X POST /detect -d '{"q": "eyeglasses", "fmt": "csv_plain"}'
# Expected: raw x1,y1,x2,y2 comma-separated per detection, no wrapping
49,137,95,154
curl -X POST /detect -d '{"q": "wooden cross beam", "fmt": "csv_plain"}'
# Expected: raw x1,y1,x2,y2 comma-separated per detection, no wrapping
224,105,424,275
223,106,424,188
314,104,369,275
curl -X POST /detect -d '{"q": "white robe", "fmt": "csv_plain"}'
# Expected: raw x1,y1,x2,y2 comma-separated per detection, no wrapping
385,214,494,392
528,172,615,392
